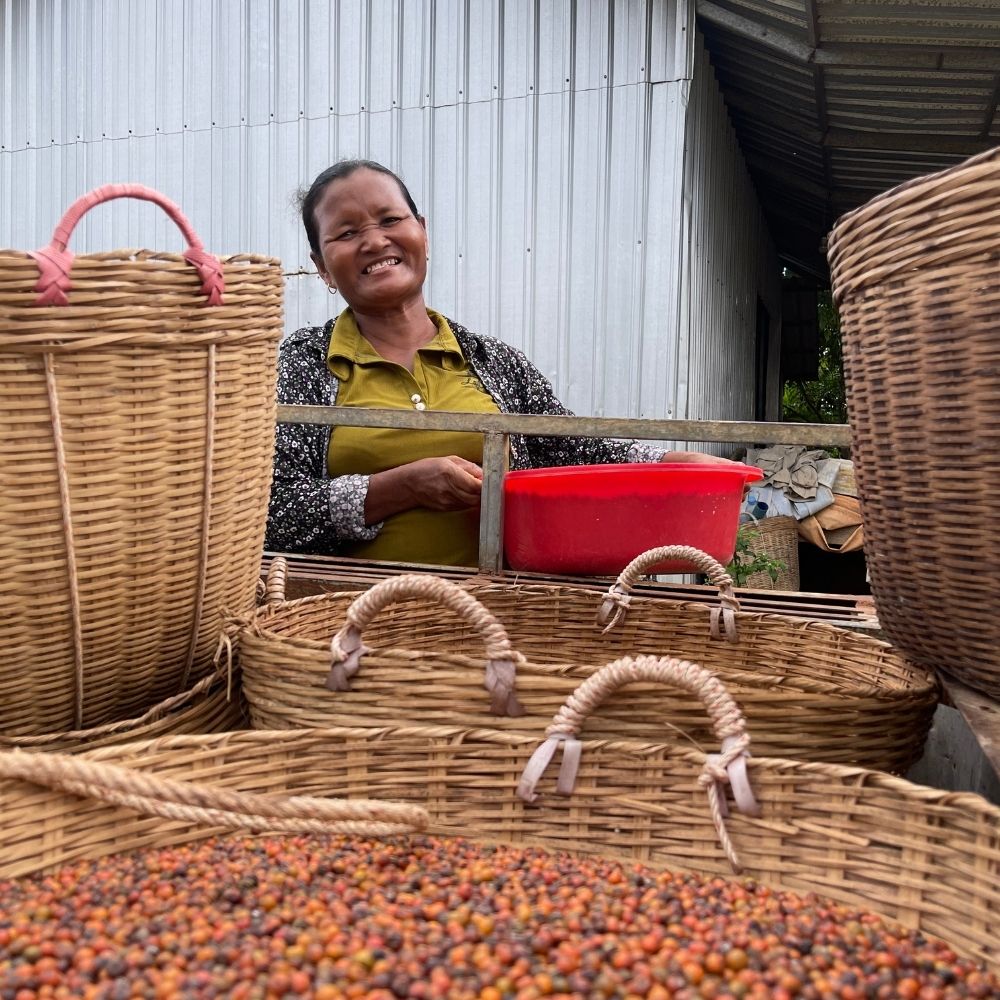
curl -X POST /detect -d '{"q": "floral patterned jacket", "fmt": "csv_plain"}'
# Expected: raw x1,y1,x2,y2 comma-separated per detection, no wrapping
265,317,660,554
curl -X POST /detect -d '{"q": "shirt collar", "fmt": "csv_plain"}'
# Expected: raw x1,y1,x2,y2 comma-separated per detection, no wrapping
326,307,465,378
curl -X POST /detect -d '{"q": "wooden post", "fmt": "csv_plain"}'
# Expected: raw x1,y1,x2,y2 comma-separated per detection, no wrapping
479,432,509,575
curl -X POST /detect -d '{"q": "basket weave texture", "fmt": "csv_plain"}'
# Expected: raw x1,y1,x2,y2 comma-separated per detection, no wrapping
0,185,283,735
1,668,997,973
0,671,246,754
738,516,800,591
828,147,1000,697
239,548,937,773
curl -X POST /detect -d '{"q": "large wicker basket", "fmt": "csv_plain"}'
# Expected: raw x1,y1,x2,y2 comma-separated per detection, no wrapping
0,185,283,735
828,147,1000,698
1,657,996,974
239,546,938,773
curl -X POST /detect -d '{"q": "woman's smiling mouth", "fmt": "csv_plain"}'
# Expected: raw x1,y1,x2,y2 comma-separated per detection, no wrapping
363,257,400,275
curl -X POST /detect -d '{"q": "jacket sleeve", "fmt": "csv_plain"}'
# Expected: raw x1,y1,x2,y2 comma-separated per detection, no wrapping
264,334,380,553
495,344,662,467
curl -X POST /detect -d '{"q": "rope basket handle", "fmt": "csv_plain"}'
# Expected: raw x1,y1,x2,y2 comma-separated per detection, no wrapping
0,749,428,838
517,655,759,873
597,544,741,641
28,184,225,307
328,574,526,717
262,557,288,606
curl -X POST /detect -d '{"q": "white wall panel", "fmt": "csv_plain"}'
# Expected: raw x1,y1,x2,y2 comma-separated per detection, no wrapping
0,0,780,426
678,33,782,438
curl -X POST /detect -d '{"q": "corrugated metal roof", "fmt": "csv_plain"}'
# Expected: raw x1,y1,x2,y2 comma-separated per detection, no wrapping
697,0,1000,278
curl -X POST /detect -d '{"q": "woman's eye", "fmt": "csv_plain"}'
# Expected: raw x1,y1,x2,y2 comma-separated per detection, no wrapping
381,217,402,227
335,230,356,240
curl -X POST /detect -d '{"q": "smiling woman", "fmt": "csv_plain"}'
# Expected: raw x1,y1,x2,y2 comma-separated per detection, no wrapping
266,159,737,566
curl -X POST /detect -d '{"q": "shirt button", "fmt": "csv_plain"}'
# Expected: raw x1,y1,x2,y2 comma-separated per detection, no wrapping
410,393,422,403
414,401,427,411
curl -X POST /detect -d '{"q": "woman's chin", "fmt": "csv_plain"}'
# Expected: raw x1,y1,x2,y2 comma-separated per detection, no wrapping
355,275,424,304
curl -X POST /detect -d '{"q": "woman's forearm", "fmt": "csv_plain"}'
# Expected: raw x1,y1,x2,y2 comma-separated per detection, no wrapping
364,457,484,524
364,467,416,524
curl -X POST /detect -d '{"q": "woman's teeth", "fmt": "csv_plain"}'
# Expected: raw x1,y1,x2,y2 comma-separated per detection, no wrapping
364,258,400,274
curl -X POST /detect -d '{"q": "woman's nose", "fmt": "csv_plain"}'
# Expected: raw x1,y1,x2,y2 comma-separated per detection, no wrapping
358,224,390,251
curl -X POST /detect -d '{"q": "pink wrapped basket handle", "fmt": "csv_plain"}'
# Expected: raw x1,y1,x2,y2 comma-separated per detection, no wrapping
28,183,224,307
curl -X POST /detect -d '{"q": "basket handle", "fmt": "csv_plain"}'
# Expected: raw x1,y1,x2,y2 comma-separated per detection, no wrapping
328,574,526,717
28,184,224,307
516,655,759,872
261,557,288,606
0,749,428,837
597,544,741,641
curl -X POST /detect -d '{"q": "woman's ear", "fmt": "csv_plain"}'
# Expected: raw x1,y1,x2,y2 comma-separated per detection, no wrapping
311,252,331,286
418,216,429,258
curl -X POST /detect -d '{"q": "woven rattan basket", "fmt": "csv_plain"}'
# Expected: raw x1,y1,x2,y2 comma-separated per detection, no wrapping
1,657,996,974
828,147,1000,698
734,515,800,591
0,669,246,755
0,185,283,736
239,546,937,773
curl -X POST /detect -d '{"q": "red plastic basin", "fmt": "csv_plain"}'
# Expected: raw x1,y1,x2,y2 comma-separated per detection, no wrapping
502,462,763,576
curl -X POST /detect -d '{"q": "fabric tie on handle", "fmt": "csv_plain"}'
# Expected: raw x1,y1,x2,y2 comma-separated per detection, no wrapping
703,734,760,819
517,733,583,802
325,574,525,716
327,624,371,692
516,654,758,872
29,184,225,307
597,545,741,642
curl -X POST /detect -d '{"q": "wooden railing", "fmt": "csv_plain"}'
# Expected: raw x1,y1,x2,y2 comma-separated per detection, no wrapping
278,404,851,575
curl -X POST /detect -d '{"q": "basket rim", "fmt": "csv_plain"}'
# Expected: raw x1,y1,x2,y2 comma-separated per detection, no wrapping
73,725,996,818
0,248,283,267
245,589,939,701
830,145,1000,243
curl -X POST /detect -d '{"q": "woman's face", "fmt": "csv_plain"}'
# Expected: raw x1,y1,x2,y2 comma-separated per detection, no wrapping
310,169,428,313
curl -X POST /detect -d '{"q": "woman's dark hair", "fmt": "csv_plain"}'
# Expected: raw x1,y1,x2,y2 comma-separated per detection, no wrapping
299,160,420,257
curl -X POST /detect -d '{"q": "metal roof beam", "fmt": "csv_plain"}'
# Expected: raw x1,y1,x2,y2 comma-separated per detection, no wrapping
823,128,996,155
803,0,835,238
697,1,814,62
697,1,1000,70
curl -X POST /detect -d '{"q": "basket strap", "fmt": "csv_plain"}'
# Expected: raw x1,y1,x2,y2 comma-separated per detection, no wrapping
43,354,86,728
28,184,224,307
0,749,429,837
597,544,741,641
517,655,759,873
178,344,216,692
328,574,526,717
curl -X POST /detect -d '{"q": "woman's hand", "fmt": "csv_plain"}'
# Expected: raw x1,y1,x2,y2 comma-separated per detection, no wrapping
400,456,484,510
365,456,483,524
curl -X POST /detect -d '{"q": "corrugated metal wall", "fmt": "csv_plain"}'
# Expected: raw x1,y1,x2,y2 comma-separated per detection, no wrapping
679,34,782,431
0,0,776,423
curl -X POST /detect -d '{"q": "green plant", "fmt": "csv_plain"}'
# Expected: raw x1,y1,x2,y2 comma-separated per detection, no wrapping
781,288,847,457
725,525,787,587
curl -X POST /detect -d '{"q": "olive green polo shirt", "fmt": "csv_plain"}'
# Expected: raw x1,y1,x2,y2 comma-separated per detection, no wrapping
326,308,499,566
